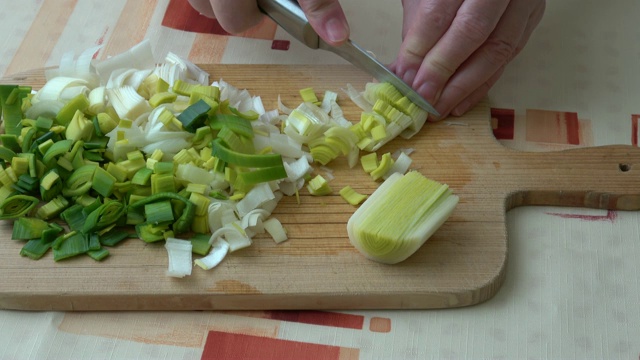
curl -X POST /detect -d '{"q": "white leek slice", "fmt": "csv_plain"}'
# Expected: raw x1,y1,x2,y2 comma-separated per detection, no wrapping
269,133,304,158
95,39,155,83
46,45,102,86
277,95,293,115
278,177,305,196
263,217,288,243
88,86,107,114
236,182,275,217
25,100,64,119
175,163,217,186
106,85,152,120
208,201,236,233
347,171,459,264
320,90,338,113
382,151,413,179
195,237,229,270
32,77,89,103
343,83,373,112
165,52,209,85
210,223,252,252
283,156,311,182
60,85,90,102
165,238,193,277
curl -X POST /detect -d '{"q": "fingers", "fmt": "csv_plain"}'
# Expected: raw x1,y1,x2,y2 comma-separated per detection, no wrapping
413,0,512,106
298,0,350,45
444,0,546,117
188,0,216,18
207,0,264,34
394,0,463,85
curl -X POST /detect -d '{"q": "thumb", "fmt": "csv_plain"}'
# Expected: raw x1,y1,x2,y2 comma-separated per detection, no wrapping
298,0,350,46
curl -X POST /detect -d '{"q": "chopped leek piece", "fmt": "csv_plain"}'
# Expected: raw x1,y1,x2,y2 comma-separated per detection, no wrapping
20,239,52,260
360,152,378,173
145,200,174,224
135,222,167,243
211,139,283,168
11,217,50,240
189,233,212,256
0,194,39,219
339,186,368,206
209,114,254,138
263,218,287,243
99,229,131,247
299,87,319,104
177,99,211,132
82,201,126,234
87,247,110,261
53,231,89,261
347,171,459,264
194,237,228,270
165,237,193,277
306,174,332,196
370,153,394,181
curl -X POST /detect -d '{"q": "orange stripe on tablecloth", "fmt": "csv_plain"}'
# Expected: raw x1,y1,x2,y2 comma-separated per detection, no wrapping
58,312,280,348
201,331,359,360
4,0,78,76
188,33,229,64
99,0,156,59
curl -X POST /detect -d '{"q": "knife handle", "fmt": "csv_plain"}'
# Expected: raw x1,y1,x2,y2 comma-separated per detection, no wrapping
257,0,320,49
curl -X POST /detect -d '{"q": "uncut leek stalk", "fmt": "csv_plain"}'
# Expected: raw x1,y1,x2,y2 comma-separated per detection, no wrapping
347,171,458,264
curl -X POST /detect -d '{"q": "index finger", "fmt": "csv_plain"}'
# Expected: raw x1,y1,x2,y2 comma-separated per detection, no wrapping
209,0,264,34
298,0,350,46
411,0,510,103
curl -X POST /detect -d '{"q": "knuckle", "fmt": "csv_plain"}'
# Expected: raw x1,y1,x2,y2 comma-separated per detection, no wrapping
419,4,457,34
481,38,517,66
455,13,495,44
429,57,456,79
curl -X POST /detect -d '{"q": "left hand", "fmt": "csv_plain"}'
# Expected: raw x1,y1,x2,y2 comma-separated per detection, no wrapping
389,0,546,119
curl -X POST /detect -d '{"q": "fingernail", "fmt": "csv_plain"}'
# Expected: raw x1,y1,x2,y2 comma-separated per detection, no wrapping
325,17,348,43
402,69,416,84
417,82,440,104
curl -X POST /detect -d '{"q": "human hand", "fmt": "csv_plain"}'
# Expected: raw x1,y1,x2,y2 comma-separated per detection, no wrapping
389,0,546,119
187,0,350,46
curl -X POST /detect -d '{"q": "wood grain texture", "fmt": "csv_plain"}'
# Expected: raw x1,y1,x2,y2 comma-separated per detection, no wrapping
1,65,640,311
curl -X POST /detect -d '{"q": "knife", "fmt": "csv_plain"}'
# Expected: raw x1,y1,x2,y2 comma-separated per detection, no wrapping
257,0,439,116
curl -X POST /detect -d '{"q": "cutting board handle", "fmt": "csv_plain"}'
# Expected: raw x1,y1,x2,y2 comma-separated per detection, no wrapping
503,144,640,211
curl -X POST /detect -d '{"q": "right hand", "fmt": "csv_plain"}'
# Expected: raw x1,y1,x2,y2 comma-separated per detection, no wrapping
188,0,351,46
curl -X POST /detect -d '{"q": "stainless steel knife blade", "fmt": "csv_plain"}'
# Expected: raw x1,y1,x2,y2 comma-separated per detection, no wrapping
257,0,439,116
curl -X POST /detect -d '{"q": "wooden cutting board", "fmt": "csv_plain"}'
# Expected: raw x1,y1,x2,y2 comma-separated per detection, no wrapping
1,65,640,311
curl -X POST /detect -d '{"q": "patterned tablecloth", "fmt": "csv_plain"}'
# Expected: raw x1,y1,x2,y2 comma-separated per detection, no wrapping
1,0,639,359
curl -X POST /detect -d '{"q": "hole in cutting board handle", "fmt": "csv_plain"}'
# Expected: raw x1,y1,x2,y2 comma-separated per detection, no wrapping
619,163,631,172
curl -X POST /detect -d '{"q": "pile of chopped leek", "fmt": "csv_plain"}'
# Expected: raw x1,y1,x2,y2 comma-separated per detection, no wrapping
0,39,454,275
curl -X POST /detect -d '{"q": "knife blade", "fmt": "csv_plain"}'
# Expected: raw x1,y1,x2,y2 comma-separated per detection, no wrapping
257,0,439,116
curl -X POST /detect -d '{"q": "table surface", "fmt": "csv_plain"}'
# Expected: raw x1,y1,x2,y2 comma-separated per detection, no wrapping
1,0,639,359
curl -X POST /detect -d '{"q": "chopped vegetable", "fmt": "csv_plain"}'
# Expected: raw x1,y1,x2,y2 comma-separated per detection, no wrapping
339,186,368,206
347,171,458,264
0,40,438,275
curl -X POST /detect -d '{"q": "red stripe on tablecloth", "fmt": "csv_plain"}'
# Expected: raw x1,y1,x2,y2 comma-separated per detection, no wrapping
632,115,639,146
5,0,78,76
261,311,365,330
162,0,229,35
201,331,359,360
564,112,580,145
490,108,515,140
546,210,617,223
